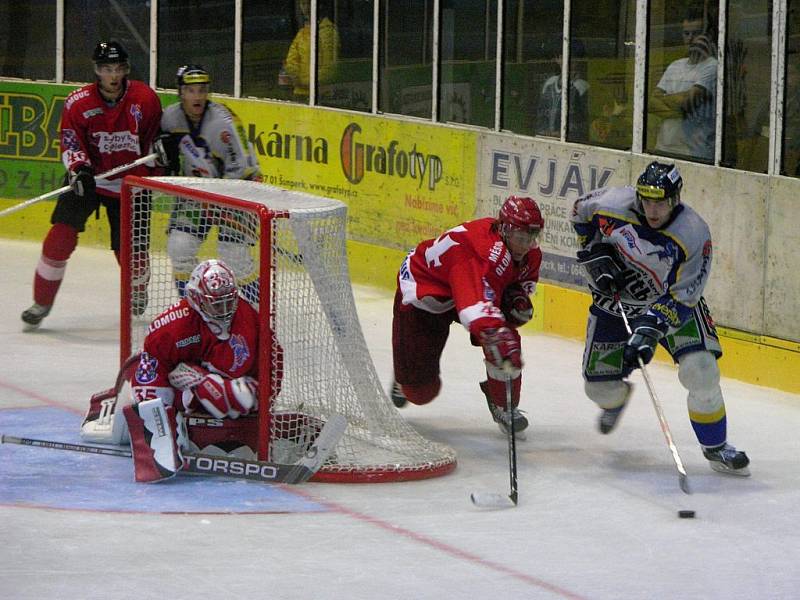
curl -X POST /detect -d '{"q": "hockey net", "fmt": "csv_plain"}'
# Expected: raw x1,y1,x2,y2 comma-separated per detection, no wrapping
120,176,456,482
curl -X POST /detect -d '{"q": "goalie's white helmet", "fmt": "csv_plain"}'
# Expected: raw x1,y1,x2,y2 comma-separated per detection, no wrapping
185,259,239,338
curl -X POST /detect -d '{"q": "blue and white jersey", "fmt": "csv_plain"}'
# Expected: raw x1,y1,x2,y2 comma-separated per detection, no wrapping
161,101,260,181
571,185,713,328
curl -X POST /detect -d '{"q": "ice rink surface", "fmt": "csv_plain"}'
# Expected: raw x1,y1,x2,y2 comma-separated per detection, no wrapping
1,239,799,600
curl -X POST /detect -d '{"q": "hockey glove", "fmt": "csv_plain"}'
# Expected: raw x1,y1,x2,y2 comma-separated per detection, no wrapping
479,326,523,378
189,373,258,419
70,165,95,198
623,315,669,369
576,242,628,294
152,133,180,173
501,283,534,328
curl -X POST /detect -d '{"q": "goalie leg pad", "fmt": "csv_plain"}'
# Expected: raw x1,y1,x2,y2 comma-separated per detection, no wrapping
124,399,184,483
80,382,131,445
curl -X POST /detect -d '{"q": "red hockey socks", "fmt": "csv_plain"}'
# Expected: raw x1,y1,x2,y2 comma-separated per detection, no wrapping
33,223,78,306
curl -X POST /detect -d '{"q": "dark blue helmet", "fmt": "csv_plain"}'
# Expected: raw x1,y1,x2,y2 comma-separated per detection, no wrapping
635,161,683,211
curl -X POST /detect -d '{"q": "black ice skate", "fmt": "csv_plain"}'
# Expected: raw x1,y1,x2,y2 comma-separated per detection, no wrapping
480,380,529,437
702,442,751,476
390,381,407,408
21,303,51,330
598,382,633,434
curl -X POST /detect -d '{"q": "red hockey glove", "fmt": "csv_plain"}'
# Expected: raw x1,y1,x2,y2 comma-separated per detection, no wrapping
190,374,258,419
478,326,523,377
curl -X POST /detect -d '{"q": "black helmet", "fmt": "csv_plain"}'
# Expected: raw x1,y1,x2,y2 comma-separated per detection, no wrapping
635,161,683,211
92,41,129,65
176,64,211,89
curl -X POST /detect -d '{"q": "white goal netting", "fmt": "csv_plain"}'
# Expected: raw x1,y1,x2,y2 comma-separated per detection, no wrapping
120,177,456,482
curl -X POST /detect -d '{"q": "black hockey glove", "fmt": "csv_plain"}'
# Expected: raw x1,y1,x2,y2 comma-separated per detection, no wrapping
153,133,180,173
623,315,669,369
576,242,628,294
70,165,95,198
501,283,533,328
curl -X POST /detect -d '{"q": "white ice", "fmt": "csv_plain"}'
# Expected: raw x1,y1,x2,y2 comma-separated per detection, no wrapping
1,239,799,600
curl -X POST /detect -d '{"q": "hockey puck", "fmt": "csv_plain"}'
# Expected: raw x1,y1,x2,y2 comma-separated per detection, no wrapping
678,510,696,519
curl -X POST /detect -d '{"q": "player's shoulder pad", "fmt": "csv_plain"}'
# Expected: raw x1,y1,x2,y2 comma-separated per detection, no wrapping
161,103,189,131
64,84,95,111
665,203,712,244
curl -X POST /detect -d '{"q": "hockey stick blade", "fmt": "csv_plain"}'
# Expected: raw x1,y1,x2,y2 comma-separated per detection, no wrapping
283,413,347,483
2,413,347,485
470,491,517,509
679,473,691,495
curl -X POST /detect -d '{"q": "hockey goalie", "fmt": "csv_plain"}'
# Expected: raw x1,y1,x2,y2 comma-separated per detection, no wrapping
80,258,301,482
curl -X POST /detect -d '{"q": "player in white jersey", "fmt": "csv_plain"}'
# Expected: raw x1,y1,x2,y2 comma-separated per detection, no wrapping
571,161,750,476
159,64,262,302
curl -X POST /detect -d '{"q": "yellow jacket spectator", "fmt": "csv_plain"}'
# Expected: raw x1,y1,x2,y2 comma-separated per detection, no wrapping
283,14,340,99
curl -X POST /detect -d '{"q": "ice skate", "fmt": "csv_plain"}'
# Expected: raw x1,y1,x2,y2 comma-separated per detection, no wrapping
390,380,407,408
480,380,528,437
598,381,633,434
702,442,750,476
21,303,51,330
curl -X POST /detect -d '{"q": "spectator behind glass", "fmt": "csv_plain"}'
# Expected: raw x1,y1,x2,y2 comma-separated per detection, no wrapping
650,11,718,162
535,40,590,140
279,0,341,101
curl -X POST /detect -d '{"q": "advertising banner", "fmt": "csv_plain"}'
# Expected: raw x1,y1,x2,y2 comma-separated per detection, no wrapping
477,133,630,285
219,98,477,251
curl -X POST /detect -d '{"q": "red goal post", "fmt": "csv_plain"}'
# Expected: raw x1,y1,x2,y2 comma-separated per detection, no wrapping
119,176,456,483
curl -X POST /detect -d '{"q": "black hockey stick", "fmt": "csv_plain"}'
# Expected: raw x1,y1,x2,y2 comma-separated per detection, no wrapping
616,299,691,495
470,377,518,508
1,413,346,485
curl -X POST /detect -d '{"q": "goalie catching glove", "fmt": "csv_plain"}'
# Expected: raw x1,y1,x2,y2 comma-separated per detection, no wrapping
501,283,533,327
576,242,630,294
168,362,257,419
478,326,523,378
623,314,669,369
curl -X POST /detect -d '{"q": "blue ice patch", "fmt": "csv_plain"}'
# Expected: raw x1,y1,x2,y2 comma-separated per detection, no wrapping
0,407,327,514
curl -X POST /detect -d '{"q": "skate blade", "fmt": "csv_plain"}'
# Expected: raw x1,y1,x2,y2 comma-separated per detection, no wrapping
497,422,527,441
709,462,751,477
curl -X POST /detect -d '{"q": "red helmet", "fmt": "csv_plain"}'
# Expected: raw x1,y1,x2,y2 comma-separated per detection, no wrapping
185,259,239,337
498,196,544,231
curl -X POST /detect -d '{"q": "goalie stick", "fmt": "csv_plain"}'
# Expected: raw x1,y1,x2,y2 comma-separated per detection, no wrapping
0,153,159,218
616,298,691,495
471,377,519,509
1,413,347,485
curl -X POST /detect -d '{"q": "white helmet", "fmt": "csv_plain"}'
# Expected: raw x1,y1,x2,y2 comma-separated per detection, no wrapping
185,259,239,339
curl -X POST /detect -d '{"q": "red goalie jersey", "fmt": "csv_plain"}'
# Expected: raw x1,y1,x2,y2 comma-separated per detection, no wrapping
60,79,162,197
132,298,260,403
397,217,542,336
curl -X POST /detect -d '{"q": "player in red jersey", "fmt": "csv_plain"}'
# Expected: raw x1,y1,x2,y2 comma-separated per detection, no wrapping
391,196,544,435
130,259,260,410
123,259,263,482
21,40,164,330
